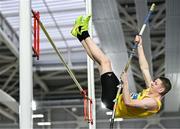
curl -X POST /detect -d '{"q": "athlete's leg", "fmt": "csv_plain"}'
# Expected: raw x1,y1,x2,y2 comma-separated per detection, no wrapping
71,16,95,64
71,16,119,110
81,40,95,62
82,37,118,110
83,37,112,75
71,15,112,75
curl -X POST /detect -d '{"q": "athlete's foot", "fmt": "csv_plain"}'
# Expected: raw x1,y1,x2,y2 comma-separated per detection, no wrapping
80,15,91,34
71,15,83,37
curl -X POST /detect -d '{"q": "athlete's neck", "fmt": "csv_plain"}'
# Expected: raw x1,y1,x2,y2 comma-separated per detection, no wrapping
148,91,162,100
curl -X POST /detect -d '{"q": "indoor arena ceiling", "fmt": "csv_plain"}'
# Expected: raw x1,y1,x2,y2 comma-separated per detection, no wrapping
0,0,179,125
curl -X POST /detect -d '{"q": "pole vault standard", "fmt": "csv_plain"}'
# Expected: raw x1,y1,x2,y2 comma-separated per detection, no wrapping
32,10,93,124
19,0,33,129
85,0,96,129
110,3,156,129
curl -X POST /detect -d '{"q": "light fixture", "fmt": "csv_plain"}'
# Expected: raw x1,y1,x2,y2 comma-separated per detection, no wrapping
109,118,123,122
106,111,112,115
32,100,36,111
72,107,77,112
37,122,51,126
32,114,44,118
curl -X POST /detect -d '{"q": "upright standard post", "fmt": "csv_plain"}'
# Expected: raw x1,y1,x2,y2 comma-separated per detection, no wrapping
86,0,96,129
19,0,33,129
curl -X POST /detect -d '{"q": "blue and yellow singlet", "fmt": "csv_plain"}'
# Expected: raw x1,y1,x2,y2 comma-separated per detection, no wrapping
115,88,162,118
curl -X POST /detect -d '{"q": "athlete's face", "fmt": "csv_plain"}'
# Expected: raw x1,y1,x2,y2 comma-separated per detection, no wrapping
150,78,165,94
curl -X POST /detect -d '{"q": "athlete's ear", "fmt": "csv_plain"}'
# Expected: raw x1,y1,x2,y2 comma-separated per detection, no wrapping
158,86,165,94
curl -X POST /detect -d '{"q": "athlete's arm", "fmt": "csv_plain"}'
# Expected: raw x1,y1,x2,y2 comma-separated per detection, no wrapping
121,72,157,110
125,98,158,110
135,35,152,87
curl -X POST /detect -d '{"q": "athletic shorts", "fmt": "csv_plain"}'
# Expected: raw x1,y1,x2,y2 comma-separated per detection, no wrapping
100,72,120,110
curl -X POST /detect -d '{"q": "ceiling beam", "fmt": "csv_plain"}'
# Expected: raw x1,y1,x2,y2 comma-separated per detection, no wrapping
2,7,85,17
57,78,99,91
0,108,16,122
1,67,18,90
151,4,165,25
0,13,18,57
0,89,19,114
153,17,165,29
40,74,87,80
40,71,62,79
118,4,137,27
5,80,19,93
34,73,49,92
0,62,16,76
0,54,15,60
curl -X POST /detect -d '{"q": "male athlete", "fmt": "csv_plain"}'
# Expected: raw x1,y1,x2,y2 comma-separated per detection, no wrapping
71,15,172,118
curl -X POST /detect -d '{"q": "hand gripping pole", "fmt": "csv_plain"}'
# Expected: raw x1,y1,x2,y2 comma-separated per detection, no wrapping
110,3,155,129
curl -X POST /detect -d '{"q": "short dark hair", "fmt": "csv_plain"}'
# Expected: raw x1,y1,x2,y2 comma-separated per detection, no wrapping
159,77,172,96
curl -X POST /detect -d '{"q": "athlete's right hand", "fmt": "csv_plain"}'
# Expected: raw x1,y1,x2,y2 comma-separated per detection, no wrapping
134,35,142,46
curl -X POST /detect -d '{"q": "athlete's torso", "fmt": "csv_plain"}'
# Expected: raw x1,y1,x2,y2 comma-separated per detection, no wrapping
115,88,162,118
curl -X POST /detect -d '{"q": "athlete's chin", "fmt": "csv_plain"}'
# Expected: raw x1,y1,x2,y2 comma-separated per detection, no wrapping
149,87,154,92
